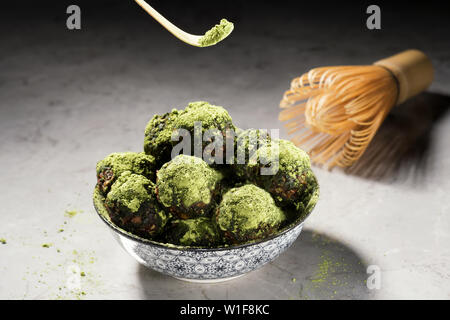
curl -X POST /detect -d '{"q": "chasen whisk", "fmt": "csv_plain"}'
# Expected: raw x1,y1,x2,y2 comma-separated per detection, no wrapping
279,49,434,168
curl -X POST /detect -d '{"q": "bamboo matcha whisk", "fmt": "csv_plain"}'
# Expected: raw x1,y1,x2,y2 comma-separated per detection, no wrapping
279,49,434,168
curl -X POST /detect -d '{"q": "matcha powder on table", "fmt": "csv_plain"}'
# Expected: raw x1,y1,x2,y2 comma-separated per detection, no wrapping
198,19,234,47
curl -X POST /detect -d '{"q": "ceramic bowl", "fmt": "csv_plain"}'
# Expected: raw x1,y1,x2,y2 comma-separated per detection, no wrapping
93,187,314,283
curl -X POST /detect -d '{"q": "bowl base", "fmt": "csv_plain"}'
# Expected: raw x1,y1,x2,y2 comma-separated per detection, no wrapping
173,273,245,283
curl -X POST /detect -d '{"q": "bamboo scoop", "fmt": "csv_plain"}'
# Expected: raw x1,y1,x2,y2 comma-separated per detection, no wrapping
279,49,434,168
134,0,234,47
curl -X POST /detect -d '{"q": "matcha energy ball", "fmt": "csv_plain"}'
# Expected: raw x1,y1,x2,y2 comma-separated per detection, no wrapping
96,152,156,195
105,171,169,239
143,108,182,165
234,128,271,179
215,184,287,244
165,217,222,247
177,101,235,156
156,155,223,219
246,139,319,214
144,101,235,165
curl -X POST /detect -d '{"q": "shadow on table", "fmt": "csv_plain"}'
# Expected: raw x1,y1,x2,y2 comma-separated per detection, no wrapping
345,92,450,182
137,229,375,300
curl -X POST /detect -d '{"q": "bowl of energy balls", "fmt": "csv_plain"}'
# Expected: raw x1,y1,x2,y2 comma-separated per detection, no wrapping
93,101,319,282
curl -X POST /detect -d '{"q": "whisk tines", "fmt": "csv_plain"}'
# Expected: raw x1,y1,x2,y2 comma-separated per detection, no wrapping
279,65,398,168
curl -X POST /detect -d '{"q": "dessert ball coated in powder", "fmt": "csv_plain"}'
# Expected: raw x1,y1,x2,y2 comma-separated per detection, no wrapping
144,101,236,165
105,171,169,239
165,217,222,247
143,108,183,165
156,155,223,219
234,128,272,179
245,139,319,214
215,184,287,244
96,152,156,195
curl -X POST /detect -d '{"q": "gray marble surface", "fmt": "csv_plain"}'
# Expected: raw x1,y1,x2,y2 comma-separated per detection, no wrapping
0,4,449,299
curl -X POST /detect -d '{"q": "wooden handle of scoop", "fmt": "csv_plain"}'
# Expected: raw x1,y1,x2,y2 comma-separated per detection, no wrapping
374,49,434,105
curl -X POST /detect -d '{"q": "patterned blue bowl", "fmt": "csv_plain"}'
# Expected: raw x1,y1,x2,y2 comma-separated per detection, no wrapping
93,187,311,283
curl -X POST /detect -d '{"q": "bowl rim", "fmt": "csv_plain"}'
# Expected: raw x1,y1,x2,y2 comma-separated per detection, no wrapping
93,186,312,252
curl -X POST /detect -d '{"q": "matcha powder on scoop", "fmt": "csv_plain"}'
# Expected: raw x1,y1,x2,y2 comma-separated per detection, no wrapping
198,19,234,47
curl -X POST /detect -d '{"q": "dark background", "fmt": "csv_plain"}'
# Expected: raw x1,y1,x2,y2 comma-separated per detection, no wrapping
1,1,449,166
2,0,449,93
